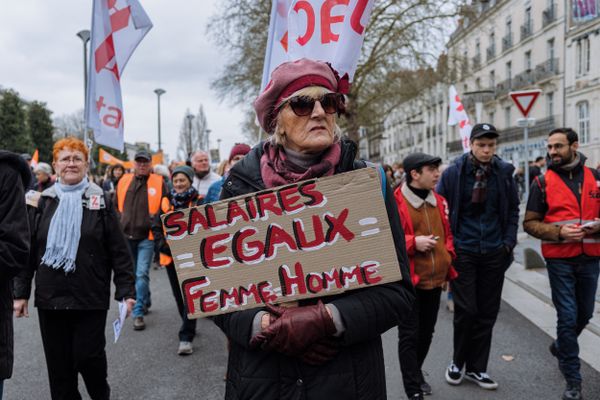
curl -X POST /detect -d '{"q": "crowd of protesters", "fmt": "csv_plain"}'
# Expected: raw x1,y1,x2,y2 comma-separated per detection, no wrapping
1,60,598,400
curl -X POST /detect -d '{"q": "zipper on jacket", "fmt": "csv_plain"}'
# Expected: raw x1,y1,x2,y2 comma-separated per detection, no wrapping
424,204,436,288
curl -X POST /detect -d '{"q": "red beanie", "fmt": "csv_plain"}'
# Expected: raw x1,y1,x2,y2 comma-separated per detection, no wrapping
228,143,251,162
253,58,344,134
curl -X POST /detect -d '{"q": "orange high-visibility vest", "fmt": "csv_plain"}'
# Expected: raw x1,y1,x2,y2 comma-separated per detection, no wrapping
116,173,164,240
541,168,600,258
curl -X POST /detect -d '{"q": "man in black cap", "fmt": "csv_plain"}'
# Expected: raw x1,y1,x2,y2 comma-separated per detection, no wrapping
395,153,457,399
437,123,519,390
115,150,167,330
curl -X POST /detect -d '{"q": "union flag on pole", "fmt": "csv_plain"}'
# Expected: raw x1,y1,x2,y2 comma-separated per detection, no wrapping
86,0,152,151
447,85,473,153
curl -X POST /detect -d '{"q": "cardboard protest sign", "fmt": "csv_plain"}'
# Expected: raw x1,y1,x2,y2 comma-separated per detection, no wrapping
162,167,402,318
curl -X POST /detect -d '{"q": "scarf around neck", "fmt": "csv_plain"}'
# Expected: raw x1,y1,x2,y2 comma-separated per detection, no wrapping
260,141,341,188
470,153,492,204
41,178,90,273
170,186,199,209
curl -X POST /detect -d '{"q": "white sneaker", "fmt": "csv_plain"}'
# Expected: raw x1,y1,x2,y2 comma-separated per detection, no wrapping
177,341,193,355
464,371,498,390
445,362,463,385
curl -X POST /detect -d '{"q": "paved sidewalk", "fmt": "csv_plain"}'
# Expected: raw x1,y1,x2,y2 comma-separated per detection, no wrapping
507,233,600,372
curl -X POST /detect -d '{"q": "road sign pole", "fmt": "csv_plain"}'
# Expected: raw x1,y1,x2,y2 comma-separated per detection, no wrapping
524,125,530,201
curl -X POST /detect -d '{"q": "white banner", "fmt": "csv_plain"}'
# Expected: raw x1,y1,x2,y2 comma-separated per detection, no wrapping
447,85,472,153
86,0,152,151
261,0,374,91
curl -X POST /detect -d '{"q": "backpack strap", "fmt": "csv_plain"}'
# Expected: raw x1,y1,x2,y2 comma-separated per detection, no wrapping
362,160,387,199
534,175,546,205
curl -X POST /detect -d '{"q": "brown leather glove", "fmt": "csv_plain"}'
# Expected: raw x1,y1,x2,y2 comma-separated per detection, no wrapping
250,301,336,356
300,336,340,365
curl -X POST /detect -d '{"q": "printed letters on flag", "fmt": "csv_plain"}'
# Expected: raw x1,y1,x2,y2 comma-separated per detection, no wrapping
261,0,374,91
86,0,152,151
448,85,472,153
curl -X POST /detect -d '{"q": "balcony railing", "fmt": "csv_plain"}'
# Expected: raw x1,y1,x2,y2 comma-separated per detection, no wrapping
520,21,533,41
543,3,557,27
513,69,535,90
502,33,513,51
498,116,558,143
472,54,482,70
496,78,512,97
535,58,560,81
486,44,496,61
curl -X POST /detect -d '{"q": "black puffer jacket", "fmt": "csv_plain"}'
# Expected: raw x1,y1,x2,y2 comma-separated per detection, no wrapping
214,139,414,400
13,182,135,309
0,151,31,380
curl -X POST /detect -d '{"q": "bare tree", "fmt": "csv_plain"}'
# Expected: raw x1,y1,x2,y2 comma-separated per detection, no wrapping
53,109,86,140
176,105,209,160
209,0,466,142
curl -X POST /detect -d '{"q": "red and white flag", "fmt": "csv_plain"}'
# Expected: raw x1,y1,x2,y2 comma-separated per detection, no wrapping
261,0,374,91
86,0,152,151
448,85,472,153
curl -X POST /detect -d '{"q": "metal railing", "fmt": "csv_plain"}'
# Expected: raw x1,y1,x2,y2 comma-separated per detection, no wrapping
520,21,533,41
535,58,559,81
486,44,496,61
496,78,512,97
543,3,557,27
498,116,558,143
472,54,482,70
502,33,513,51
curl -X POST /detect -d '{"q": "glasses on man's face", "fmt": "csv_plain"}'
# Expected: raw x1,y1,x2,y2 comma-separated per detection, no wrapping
281,93,344,117
58,157,85,165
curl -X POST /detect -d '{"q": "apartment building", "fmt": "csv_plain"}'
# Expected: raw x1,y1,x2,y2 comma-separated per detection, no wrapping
380,0,600,167
564,2,600,165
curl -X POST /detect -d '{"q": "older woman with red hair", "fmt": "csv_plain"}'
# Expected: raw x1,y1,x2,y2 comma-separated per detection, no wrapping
213,59,414,400
13,137,135,400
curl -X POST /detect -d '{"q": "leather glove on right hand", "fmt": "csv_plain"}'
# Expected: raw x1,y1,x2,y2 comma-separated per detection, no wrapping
250,301,336,357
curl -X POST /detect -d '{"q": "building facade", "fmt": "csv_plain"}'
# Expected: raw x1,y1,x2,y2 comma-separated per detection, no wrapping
379,0,600,168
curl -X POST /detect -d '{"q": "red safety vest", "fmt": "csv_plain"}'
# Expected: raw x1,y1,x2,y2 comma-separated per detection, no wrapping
541,168,600,258
116,173,164,240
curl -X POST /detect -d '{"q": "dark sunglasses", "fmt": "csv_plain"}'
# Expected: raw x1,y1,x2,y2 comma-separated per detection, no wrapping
281,93,345,117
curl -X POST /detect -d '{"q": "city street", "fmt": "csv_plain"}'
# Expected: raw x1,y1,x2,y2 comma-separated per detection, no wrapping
5,262,600,400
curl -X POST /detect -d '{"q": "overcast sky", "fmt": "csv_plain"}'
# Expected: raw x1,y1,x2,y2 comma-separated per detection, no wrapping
0,0,249,162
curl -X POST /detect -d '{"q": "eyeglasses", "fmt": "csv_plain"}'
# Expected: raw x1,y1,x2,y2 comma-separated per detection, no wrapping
280,93,344,117
58,157,85,165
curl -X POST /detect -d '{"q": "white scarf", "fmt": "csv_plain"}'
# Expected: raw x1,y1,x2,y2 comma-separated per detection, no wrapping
41,178,89,273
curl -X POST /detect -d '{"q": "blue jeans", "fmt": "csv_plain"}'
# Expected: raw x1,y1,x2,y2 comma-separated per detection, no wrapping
128,238,155,318
546,259,599,384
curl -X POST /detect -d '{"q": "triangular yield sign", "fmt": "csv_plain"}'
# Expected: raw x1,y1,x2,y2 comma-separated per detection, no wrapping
510,90,541,118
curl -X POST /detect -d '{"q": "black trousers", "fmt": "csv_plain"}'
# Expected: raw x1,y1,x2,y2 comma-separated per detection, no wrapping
398,287,443,397
38,309,109,400
452,248,509,373
165,263,197,342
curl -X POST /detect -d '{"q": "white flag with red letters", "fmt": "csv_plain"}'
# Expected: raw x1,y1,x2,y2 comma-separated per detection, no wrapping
448,85,472,153
261,0,374,91
86,0,152,151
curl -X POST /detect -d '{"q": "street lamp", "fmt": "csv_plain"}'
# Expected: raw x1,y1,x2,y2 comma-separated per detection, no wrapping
186,114,194,156
204,129,212,151
76,30,91,145
154,89,166,151
217,138,222,162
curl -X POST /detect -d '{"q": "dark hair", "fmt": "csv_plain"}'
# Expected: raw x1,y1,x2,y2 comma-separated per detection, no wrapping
535,156,544,163
405,167,422,184
549,128,578,145
383,164,393,174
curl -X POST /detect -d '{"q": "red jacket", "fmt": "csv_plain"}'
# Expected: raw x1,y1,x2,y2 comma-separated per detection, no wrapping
394,186,458,287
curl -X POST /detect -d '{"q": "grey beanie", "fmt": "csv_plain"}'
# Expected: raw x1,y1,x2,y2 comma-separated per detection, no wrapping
171,165,195,184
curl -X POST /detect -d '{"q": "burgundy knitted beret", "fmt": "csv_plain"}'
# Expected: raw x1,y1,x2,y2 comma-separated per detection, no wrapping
254,58,340,134
228,143,251,162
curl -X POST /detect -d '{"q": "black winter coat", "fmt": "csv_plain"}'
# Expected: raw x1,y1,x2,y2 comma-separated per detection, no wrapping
0,151,31,380
214,139,414,400
13,182,135,310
